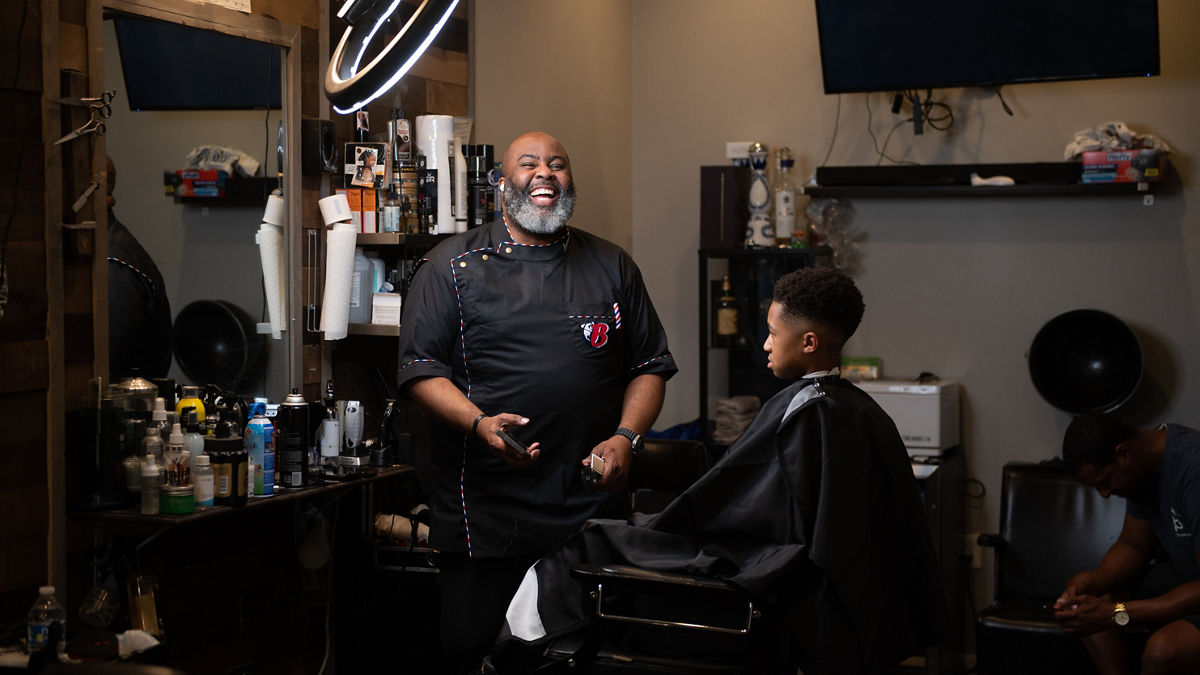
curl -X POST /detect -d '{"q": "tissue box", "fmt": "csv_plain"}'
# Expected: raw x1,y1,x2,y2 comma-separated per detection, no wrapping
372,293,402,325
1081,149,1168,184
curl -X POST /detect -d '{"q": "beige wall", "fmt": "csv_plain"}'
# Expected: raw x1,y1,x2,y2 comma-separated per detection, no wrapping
472,1,633,249
632,0,1200,650
475,0,1200,651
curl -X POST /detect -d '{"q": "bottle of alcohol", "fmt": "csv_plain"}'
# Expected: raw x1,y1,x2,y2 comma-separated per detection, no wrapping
714,275,739,348
774,147,804,248
383,186,402,233
745,142,773,247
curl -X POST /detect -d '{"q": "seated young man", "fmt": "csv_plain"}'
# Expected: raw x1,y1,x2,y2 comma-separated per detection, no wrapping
492,267,942,674
1054,414,1200,675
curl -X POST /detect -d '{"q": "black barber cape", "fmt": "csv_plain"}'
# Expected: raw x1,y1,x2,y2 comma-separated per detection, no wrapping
495,375,943,674
397,219,677,558
108,210,172,377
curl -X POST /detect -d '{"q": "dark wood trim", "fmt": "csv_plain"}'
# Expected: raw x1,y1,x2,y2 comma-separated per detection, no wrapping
43,0,67,598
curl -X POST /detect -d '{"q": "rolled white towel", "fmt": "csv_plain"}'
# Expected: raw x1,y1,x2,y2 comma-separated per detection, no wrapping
716,395,761,415
374,506,431,543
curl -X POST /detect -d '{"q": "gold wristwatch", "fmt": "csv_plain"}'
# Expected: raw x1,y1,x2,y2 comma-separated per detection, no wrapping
1113,602,1130,627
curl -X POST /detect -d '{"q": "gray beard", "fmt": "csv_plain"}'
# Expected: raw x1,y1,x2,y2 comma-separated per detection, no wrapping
504,183,577,235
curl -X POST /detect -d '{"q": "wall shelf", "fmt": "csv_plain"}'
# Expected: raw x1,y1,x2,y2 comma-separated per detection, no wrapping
356,232,450,247
70,465,413,528
803,182,1156,200
166,176,279,205
347,322,401,337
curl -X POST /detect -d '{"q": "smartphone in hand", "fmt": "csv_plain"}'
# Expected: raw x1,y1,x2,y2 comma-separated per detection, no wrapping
495,428,530,456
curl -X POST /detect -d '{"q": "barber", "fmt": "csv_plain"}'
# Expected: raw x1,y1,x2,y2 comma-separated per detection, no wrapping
397,131,677,673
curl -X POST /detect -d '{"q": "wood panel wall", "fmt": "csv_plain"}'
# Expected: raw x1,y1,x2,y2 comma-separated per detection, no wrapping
0,0,55,621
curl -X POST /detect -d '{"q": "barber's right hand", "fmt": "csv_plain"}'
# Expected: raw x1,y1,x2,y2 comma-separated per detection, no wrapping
475,413,541,465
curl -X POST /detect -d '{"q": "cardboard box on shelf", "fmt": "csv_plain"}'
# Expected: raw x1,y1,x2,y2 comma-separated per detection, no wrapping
362,189,377,234
1081,149,1168,184
166,169,229,197
335,188,362,231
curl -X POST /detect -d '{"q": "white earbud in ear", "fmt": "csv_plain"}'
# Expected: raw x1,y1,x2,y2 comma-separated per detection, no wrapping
500,182,505,192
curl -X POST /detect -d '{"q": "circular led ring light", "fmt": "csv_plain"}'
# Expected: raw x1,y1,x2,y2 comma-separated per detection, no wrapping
325,0,460,114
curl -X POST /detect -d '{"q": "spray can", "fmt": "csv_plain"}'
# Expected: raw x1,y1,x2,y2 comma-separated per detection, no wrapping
245,403,274,496
276,389,311,488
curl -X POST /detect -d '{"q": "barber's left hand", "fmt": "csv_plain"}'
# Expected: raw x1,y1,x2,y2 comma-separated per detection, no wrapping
583,436,633,490
1052,594,1116,635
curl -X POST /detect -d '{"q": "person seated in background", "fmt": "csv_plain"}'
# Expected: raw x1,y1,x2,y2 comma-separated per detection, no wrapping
492,267,942,675
106,156,172,378
1054,414,1200,675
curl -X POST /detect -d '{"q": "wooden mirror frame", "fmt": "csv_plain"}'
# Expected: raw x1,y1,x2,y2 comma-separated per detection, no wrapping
90,0,304,391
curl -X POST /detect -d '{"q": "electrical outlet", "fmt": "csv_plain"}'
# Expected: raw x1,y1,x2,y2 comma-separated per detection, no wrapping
725,141,751,161
963,533,983,570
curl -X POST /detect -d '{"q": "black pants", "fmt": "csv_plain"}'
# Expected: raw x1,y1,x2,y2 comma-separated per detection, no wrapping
438,551,539,675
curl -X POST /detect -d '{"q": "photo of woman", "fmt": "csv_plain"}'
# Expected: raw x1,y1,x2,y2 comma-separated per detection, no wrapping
351,147,381,188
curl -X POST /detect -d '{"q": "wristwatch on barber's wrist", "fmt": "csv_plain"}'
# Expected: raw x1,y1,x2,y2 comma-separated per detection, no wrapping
1112,602,1130,627
613,427,644,456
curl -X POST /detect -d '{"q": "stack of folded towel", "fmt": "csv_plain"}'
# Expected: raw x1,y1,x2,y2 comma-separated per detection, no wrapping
712,395,761,444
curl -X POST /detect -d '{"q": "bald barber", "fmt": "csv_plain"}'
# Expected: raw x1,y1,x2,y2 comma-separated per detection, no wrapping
397,131,677,673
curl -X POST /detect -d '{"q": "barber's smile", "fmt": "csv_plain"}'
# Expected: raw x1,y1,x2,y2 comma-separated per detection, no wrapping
528,184,559,206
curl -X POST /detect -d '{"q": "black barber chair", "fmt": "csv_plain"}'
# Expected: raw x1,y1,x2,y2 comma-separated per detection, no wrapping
975,460,1127,675
520,439,791,674
628,438,708,515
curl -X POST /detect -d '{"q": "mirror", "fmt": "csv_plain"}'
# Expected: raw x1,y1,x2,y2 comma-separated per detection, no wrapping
97,0,302,397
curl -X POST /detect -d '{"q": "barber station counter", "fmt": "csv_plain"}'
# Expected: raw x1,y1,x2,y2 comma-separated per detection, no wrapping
64,465,423,674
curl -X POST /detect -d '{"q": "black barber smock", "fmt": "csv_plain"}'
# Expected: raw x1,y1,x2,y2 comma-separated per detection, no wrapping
397,219,677,558
496,375,942,674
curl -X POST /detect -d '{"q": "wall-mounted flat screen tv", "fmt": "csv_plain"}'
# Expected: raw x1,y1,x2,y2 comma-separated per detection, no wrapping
111,16,282,111
814,0,1160,94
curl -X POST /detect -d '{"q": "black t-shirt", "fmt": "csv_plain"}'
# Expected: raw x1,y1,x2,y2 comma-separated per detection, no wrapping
1127,424,1200,577
397,218,677,557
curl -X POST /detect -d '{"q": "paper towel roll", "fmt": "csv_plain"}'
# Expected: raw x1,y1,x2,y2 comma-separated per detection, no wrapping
256,222,286,339
262,194,286,226
320,222,358,340
416,115,455,235
319,193,352,226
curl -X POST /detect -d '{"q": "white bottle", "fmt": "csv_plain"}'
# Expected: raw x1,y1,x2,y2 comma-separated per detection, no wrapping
141,426,163,463
149,396,171,444
164,423,191,487
193,455,215,509
141,456,161,515
183,411,206,474
348,248,372,324
26,585,66,656
746,142,774,247
773,147,799,246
